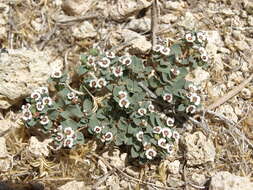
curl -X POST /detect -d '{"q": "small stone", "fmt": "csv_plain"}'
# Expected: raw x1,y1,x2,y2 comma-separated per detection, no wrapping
216,104,238,123
191,173,206,186
106,175,120,190
241,88,252,99
0,119,11,135
232,30,242,40
125,167,139,177
167,160,180,175
163,1,185,11
62,0,93,16
228,71,244,84
58,181,90,190
221,8,234,16
126,17,151,32
184,132,216,166
186,67,210,85
102,148,127,169
209,171,253,190
245,2,253,15
234,40,249,51
167,177,184,187
161,14,178,23
72,21,97,39
178,12,197,30
247,16,253,26
28,136,52,158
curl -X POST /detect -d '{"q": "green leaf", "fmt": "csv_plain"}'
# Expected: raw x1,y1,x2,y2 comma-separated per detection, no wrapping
177,104,185,112
61,104,83,119
48,110,59,120
61,119,79,130
130,56,144,73
131,146,139,158
27,119,37,127
83,99,93,112
80,54,88,64
76,65,88,75
170,44,182,56
126,79,142,93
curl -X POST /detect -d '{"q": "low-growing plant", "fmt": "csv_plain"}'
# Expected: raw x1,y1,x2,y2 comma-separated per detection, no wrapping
21,31,208,162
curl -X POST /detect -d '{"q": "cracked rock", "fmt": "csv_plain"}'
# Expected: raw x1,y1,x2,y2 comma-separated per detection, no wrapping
28,137,52,158
209,171,253,190
184,132,216,166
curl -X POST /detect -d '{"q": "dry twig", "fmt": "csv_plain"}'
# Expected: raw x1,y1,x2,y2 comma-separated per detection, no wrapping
151,0,159,47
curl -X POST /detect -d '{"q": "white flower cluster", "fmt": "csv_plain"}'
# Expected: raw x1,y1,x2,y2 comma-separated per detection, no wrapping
22,87,52,125
118,91,130,108
54,126,77,148
185,84,201,114
137,102,155,116
67,92,78,102
185,32,208,62
89,78,107,88
93,126,113,142
152,44,170,56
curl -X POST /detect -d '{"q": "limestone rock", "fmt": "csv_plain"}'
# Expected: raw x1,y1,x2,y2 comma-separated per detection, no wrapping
209,171,253,190
126,17,151,32
0,49,53,109
186,67,210,85
102,148,127,169
109,0,151,21
205,30,223,57
0,137,11,172
162,0,185,11
191,173,207,186
178,12,197,30
72,21,97,39
184,132,216,166
167,160,180,175
62,0,94,16
58,181,90,190
28,137,52,158
161,14,178,23
117,29,152,53
0,119,11,135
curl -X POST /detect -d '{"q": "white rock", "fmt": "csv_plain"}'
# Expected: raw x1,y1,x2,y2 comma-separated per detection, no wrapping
28,137,52,158
161,14,178,23
241,88,252,99
162,1,185,11
248,16,253,26
126,17,151,32
102,148,127,169
0,119,11,135
106,175,121,190
216,104,238,123
234,40,249,51
31,18,43,32
245,1,253,15
58,181,90,190
109,0,151,21
209,171,253,190
191,173,207,186
167,160,180,175
186,67,210,85
228,71,244,84
205,30,224,57
72,21,97,39
178,12,197,30
0,49,53,109
184,132,216,166
118,29,152,53
0,137,11,172
62,0,94,16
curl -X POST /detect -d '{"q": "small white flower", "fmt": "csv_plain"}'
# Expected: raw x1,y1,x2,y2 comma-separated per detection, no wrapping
148,103,155,112
57,125,63,131
40,115,49,125
170,68,180,76
118,91,128,99
22,110,32,121
31,92,41,101
198,47,207,55
97,78,107,88
51,70,62,78
42,97,52,106
185,33,196,43
98,57,111,68
93,126,102,134
119,98,130,108
63,137,74,148
175,56,182,63
105,51,115,59
196,31,207,43
38,87,48,94
67,92,76,100
121,56,132,66
187,84,197,92
22,103,31,111
89,79,97,88
143,142,150,150
145,148,157,160
162,128,172,138
104,132,113,141
36,101,45,111
172,131,180,141
201,54,208,62
153,126,162,134
189,93,201,105
153,44,162,52
87,56,96,66
136,131,144,142
112,66,123,77
166,117,175,127
138,108,147,116
64,127,75,138
55,133,64,142
186,105,196,114
163,93,173,103
158,138,167,149
166,144,174,154
141,119,148,126
160,47,170,56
